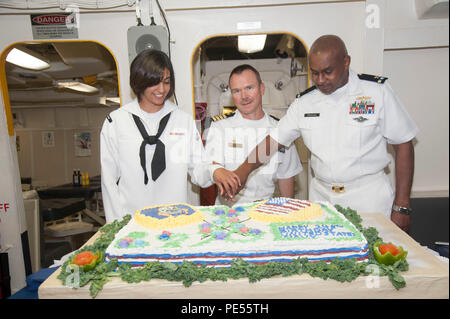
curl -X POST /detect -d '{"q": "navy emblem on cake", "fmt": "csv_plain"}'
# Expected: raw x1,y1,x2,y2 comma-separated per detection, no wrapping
135,203,203,229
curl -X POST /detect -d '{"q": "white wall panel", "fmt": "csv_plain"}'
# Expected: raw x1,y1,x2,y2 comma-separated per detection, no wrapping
384,47,449,196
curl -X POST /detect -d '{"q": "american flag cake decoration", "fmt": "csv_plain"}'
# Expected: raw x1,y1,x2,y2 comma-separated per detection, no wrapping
249,197,323,222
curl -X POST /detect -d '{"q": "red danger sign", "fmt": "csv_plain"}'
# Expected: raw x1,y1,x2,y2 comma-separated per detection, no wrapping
31,14,73,25
30,12,79,39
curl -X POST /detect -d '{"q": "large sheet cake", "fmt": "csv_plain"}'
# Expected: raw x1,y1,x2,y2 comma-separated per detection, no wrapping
105,198,369,267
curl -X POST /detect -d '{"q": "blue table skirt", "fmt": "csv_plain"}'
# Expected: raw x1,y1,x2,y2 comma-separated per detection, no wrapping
9,266,59,299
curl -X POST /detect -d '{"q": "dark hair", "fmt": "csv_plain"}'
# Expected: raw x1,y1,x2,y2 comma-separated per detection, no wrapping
229,64,262,84
130,49,175,101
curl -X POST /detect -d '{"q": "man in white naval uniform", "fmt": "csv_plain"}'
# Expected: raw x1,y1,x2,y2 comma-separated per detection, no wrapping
216,35,418,233
101,49,240,222
205,65,302,205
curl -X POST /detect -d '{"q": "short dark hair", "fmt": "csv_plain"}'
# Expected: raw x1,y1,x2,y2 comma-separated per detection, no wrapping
130,49,175,101
229,64,262,84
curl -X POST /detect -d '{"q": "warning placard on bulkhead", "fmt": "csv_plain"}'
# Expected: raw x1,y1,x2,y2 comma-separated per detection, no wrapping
30,13,79,39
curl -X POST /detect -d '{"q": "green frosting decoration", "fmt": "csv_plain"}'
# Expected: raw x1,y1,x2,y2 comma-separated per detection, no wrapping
159,233,189,248
192,204,265,247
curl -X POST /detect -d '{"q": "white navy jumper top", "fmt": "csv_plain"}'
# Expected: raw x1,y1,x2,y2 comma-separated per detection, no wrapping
100,99,214,222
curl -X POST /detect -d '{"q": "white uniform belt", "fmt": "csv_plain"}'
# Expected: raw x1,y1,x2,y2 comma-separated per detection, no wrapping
316,171,385,193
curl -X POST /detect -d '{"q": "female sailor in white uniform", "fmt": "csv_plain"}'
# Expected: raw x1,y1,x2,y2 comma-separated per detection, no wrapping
100,49,239,222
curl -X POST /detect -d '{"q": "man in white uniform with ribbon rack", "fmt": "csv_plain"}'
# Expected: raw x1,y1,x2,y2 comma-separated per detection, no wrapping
215,35,418,233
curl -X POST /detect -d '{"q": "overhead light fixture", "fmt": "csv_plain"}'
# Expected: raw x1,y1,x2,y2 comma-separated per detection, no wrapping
6,48,50,71
99,97,121,107
105,97,121,104
55,80,99,93
238,34,267,54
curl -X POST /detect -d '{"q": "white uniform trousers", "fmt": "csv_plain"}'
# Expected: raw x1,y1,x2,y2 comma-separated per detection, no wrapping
309,171,394,218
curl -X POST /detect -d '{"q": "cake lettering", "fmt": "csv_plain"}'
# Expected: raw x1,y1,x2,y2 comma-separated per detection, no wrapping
277,224,356,239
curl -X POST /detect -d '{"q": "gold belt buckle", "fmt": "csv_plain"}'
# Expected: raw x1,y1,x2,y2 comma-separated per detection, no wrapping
332,185,345,193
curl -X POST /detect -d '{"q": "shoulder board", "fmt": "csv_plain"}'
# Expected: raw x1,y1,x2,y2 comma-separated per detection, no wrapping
269,114,280,121
106,115,113,123
297,85,317,98
358,73,388,84
212,112,235,122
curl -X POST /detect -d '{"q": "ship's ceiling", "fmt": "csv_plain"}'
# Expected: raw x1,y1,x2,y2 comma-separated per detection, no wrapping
5,41,120,109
